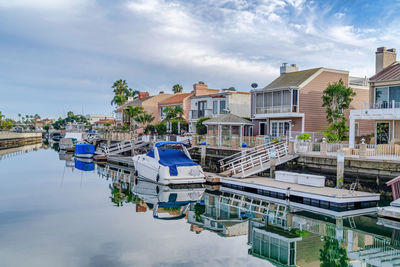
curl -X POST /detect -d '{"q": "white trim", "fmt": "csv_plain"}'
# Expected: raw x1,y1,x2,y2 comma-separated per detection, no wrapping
253,112,304,119
270,120,291,137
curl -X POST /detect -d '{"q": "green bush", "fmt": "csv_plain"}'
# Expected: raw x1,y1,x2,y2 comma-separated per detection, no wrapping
145,124,156,135
170,119,188,135
196,117,211,135
298,133,311,141
155,122,167,135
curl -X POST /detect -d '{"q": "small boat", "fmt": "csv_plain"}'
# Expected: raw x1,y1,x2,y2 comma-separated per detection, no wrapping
51,132,62,142
74,143,95,158
60,132,83,152
132,141,205,185
74,158,95,171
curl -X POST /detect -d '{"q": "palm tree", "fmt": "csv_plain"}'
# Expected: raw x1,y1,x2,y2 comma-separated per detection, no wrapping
163,106,184,121
135,112,154,128
111,94,127,107
128,88,140,99
112,79,129,95
172,84,183,94
124,106,144,131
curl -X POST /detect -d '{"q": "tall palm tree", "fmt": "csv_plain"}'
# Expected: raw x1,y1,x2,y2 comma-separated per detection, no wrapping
163,106,184,121
112,79,129,95
172,84,183,94
135,112,154,128
111,94,127,107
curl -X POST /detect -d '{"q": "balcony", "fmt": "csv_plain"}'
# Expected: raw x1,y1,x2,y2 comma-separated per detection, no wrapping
371,101,400,109
255,105,297,114
191,109,212,119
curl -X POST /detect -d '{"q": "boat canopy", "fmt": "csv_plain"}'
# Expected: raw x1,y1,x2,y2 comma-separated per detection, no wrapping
154,141,187,147
146,148,197,176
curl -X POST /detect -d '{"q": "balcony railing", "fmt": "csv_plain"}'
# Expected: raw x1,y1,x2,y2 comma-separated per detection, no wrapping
371,101,400,109
255,105,297,114
191,109,212,119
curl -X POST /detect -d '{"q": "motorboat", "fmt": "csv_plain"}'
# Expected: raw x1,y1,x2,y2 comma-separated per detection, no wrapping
60,132,83,152
132,141,205,185
132,178,205,220
74,143,95,158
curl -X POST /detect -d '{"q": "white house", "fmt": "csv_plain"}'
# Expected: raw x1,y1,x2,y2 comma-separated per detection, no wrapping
188,88,251,133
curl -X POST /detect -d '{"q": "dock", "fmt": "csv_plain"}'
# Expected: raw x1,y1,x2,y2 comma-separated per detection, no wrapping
107,156,134,167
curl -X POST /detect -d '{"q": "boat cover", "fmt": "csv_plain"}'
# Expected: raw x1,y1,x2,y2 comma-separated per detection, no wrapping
75,143,95,154
146,148,197,176
74,159,95,171
155,141,187,147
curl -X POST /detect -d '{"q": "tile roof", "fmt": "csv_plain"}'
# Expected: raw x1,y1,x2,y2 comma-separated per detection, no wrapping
159,93,193,105
263,68,322,89
114,96,152,112
203,113,253,125
370,62,400,82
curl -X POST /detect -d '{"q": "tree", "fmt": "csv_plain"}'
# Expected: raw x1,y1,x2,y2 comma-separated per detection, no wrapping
172,84,183,94
43,125,50,133
111,79,140,107
196,117,211,135
163,106,184,121
67,111,74,117
322,79,355,142
134,112,154,128
111,94,127,107
319,236,349,267
124,106,144,131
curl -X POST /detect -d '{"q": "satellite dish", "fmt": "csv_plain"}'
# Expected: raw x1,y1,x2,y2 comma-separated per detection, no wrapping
251,83,258,89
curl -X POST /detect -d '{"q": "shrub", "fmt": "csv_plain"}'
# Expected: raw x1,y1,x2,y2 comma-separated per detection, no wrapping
170,119,188,135
145,124,156,135
196,117,211,135
155,122,166,135
298,133,311,141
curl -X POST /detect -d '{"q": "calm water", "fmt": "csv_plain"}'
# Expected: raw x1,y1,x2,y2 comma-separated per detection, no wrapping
0,144,398,267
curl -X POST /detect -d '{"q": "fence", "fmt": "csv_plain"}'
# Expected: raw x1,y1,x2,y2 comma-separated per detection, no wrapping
195,135,259,148
295,140,400,160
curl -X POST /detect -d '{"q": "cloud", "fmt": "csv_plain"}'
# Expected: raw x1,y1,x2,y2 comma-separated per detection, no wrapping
0,0,400,118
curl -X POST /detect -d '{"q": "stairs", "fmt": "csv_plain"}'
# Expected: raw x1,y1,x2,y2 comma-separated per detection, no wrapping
101,140,147,155
219,140,297,178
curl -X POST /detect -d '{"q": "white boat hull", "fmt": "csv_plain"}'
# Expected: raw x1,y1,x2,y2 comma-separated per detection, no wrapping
133,155,205,185
75,153,94,158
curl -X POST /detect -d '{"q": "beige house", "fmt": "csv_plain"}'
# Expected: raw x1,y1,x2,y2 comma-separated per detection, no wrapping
350,47,400,147
114,91,172,126
251,63,373,139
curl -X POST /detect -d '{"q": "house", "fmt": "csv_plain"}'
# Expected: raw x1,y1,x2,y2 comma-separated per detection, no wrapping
158,82,219,121
350,47,400,147
94,118,115,129
188,88,251,133
251,63,372,138
114,91,173,126
85,114,114,125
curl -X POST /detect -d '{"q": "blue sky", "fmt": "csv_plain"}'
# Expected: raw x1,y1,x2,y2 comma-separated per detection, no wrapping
1,0,400,119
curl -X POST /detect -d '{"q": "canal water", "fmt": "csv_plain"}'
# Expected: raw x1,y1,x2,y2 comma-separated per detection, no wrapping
0,144,398,267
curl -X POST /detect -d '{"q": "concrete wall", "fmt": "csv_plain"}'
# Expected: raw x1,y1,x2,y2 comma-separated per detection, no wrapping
0,132,42,140
228,93,251,118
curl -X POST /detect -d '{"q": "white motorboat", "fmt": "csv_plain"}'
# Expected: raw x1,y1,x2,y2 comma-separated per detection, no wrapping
132,178,205,220
132,141,205,185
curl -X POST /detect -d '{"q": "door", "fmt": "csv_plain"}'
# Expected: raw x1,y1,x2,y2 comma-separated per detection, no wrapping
376,122,390,144
259,122,266,135
270,121,291,137
198,101,206,118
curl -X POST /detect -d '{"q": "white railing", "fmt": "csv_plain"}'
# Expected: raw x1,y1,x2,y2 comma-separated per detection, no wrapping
255,105,296,114
371,100,400,109
219,140,288,178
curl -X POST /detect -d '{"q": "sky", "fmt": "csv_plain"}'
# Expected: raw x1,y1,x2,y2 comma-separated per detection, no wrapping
1,0,400,119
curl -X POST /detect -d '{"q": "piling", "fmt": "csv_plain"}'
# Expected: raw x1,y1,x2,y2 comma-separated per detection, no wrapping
337,148,344,188
200,143,206,167
270,148,277,178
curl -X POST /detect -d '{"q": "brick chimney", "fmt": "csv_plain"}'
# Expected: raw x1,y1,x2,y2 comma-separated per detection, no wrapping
193,81,210,96
376,47,397,74
138,92,150,99
280,63,299,74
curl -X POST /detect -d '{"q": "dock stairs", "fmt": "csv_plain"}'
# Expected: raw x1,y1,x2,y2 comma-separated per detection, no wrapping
100,140,147,156
218,140,297,178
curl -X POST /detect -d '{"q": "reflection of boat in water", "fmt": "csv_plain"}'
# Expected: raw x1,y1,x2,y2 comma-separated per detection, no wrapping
132,179,205,220
74,143,95,158
60,132,82,152
74,158,94,171
132,141,205,185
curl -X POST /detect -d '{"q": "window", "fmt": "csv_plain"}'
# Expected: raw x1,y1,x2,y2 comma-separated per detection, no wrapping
292,90,298,112
354,122,359,136
220,100,226,113
213,101,218,114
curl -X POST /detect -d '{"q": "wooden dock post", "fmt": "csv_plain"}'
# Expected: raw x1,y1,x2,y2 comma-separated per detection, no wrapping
337,148,344,189
200,143,206,167
131,131,135,156
359,138,366,158
270,149,277,178
321,138,327,156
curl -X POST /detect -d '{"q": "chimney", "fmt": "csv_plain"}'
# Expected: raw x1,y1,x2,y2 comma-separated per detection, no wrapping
280,63,299,74
138,92,150,99
193,81,209,96
376,47,397,74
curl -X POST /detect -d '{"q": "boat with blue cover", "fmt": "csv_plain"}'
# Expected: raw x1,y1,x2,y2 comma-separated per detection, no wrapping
132,141,205,185
74,158,95,171
74,143,95,158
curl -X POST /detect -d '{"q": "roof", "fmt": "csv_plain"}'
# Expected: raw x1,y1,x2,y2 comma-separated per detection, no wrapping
114,96,152,112
370,62,400,82
263,68,322,89
159,93,192,105
203,113,254,125
191,91,250,99
95,119,115,124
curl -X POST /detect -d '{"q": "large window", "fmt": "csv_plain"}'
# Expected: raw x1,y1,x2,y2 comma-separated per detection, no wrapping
254,90,295,114
220,100,226,113
375,86,400,108
213,101,218,114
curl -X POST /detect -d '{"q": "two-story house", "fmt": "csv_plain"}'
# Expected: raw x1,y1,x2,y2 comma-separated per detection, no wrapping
251,63,372,138
350,47,400,147
158,82,219,121
188,88,251,133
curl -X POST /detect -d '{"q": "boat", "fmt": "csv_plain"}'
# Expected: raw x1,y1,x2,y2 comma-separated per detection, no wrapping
132,141,205,185
74,143,95,158
132,178,205,220
60,132,83,152
51,132,62,142
74,158,95,171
